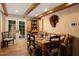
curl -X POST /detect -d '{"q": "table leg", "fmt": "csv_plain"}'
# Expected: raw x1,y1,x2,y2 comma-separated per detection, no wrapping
7,41,8,47
41,44,46,56
2,41,4,48
13,40,14,45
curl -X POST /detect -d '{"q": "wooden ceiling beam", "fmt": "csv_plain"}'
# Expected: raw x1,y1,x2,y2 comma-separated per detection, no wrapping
1,3,8,16
23,3,40,17
36,3,78,18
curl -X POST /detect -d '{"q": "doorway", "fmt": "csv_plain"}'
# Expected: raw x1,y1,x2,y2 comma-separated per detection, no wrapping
8,20,26,39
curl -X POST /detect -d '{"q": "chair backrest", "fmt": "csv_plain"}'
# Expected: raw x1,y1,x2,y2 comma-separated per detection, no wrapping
63,34,69,45
2,32,9,40
29,34,35,48
27,34,30,42
49,35,60,53
9,32,16,38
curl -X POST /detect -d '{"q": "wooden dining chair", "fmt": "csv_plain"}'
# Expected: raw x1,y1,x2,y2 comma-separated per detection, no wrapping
28,34,42,56
60,34,73,56
1,32,15,48
27,33,30,50
46,35,61,56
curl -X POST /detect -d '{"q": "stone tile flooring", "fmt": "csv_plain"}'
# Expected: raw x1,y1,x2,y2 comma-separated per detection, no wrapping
0,39,29,56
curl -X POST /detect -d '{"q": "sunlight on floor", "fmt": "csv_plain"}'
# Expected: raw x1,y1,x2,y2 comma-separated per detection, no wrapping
0,39,29,56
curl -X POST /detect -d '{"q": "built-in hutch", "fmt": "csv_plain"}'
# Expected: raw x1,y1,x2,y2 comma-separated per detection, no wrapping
27,18,39,35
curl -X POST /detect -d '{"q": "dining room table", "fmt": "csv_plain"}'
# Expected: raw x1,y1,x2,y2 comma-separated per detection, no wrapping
35,37,60,55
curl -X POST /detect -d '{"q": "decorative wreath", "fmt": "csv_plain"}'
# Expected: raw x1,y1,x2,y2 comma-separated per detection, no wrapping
49,15,59,27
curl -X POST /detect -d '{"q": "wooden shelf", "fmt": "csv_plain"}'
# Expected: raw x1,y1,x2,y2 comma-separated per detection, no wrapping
31,19,39,35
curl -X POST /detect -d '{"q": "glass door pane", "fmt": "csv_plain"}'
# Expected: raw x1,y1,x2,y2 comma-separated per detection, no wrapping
19,21,25,38
8,20,16,38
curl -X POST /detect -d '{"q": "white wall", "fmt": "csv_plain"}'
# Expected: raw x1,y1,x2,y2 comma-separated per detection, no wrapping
40,4,79,38
39,18,43,32
39,4,79,55
0,12,1,32
0,11,5,48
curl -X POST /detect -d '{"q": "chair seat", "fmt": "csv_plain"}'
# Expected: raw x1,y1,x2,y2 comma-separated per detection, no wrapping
27,42,29,46
47,48,59,56
29,44,42,56
51,48,58,54
61,43,67,47
29,45,34,49
28,42,40,48
3,38,14,41
29,44,41,49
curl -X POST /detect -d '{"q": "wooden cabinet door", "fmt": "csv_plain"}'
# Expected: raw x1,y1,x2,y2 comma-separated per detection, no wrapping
27,20,32,32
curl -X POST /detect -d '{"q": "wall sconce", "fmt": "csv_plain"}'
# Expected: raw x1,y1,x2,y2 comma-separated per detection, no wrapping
71,20,77,27
71,22,77,26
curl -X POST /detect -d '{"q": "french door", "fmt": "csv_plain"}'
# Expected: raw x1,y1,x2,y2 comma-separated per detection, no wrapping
19,21,25,38
8,20,25,39
8,20,16,38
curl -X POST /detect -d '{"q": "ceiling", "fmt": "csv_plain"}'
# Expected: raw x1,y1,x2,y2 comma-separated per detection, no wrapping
0,4,3,12
0,3,75,18
6,3,32,16
28,3,62,17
